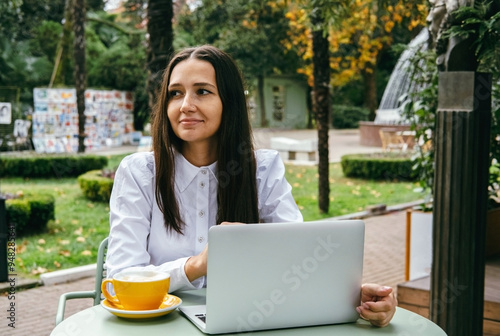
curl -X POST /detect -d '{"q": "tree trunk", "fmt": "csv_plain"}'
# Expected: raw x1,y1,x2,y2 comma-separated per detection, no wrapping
311,9,331,214
50,0,74,87
146,0,174,112
362,66,377,121
73,0,86,153
257,75,268,127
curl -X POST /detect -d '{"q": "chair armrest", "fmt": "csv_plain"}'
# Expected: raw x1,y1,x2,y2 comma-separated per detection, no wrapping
55,290,96,326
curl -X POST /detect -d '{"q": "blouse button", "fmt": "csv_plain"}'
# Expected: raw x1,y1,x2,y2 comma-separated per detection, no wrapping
201,169,207,175
198,236,205,243
199,210,205,218
200,181,205,188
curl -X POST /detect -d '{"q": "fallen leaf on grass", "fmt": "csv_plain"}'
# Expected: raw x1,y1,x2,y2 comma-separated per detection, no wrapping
37,246,44,252
87,203,95,208
71,219,79,225
81,250,92,256
59,250,71,257
31,267,48,275
16,241,28,254
54,261,61,268
293,183,300,187
74,227,83,235
59,240,70,245
76,236,86,243
38,239,46,245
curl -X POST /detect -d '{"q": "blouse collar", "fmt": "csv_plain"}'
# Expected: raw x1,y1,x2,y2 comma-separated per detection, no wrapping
174,151,218,192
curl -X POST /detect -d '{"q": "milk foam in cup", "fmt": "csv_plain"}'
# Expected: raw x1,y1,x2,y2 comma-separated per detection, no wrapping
101,270,170,310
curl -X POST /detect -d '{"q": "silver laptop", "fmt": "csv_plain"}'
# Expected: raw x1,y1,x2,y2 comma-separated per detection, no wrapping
179,220,365,334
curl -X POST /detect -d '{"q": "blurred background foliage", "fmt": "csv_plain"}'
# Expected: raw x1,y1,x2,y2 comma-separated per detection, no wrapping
0,0,427,130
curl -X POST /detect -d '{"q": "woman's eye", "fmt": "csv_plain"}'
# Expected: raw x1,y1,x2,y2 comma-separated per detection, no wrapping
198,89,211,95
169,90,182,97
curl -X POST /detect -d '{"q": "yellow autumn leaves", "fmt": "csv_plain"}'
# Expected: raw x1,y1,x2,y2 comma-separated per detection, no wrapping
284,0,428,87
15,224,94,275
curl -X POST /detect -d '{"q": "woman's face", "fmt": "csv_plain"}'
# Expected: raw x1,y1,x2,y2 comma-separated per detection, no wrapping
167,59,223,148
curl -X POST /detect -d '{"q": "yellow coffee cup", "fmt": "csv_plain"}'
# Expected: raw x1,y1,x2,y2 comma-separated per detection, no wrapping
101,270,170,311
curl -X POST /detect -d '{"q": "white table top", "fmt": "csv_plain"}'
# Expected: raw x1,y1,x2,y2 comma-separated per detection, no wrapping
51,289,446,336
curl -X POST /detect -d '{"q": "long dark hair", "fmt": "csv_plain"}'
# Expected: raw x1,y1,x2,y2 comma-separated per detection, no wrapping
151,45,259,234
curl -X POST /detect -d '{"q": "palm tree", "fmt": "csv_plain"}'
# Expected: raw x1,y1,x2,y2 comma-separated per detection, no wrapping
146,0,174,111
73,0,86,153
311,8,331,214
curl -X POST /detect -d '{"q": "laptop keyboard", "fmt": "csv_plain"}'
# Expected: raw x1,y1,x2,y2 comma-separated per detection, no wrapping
195,314,206,323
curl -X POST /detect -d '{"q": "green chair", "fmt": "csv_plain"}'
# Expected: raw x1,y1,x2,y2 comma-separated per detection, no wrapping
55,237,108,326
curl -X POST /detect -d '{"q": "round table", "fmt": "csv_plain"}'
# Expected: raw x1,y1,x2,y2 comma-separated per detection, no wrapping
51,289,446,336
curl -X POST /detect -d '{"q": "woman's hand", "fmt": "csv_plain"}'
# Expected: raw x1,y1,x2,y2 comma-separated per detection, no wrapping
184,244,209,282
184,222,243,282
356,283,397,327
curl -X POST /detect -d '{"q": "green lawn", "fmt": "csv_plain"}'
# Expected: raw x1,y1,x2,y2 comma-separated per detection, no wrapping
2,154,423,278
286,162,422,220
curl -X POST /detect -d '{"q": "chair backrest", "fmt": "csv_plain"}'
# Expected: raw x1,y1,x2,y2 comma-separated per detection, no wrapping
93,237,108,305
55,236,109,326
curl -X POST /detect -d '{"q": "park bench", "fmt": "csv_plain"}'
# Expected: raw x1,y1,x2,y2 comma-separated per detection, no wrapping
270,137,317,164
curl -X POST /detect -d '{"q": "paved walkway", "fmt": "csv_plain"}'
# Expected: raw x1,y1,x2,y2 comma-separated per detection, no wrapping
0,128,405,336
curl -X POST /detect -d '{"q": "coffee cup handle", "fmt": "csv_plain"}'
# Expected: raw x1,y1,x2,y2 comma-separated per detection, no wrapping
101,279,120,306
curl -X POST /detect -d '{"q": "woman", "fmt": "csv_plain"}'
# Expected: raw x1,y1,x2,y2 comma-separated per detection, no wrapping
107,45,396,327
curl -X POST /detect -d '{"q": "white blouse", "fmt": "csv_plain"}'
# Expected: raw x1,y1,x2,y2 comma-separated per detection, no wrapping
106,149,303,292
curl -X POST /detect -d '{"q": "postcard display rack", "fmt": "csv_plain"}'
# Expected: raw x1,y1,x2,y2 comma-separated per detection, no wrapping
32,88,134,153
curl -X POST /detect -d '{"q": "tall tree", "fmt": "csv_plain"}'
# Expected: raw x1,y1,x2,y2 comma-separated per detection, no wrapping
50,0,74,87
289,1,426,119
146,0,174,112
73,0,87,153
310,8,331,214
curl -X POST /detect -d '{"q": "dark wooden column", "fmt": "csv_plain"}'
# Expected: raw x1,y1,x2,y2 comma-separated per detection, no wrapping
431,72,492,335
0,197,7,282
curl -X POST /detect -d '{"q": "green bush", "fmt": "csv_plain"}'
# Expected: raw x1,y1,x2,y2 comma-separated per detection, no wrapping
332,105,370,129
0,154,108,178
78,170,114,202
341,153,419,181
27,194,56,232
5,194,55,236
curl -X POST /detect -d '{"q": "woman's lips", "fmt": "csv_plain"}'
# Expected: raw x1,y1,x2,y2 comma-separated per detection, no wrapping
179,119,203,126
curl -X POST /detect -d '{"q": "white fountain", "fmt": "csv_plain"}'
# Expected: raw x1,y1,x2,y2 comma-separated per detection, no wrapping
360,28,429,146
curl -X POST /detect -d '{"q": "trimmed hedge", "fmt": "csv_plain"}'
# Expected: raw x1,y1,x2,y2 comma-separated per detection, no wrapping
0,153,108,178
5,194,55,236
78,170,114,202
332,105,370,129
341,152,419,181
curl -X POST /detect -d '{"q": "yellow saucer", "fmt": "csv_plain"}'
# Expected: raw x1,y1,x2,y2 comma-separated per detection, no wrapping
101,294,182,319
